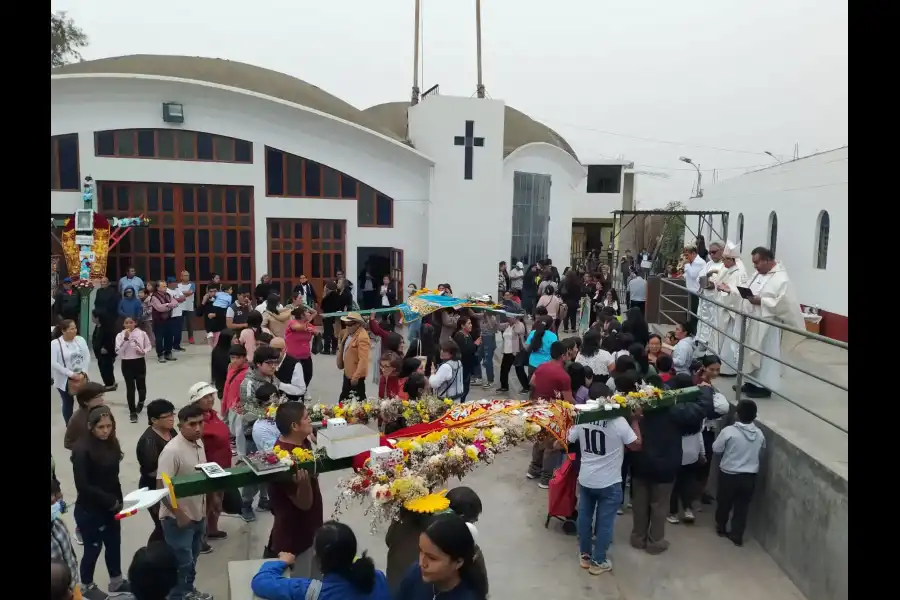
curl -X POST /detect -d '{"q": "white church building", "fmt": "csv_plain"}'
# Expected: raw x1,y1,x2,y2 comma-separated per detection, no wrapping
51,54,633,304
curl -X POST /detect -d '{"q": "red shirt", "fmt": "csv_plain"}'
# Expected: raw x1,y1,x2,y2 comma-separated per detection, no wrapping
285,320,313,360
268,438,323,555
530,360,571,400
202,409,232,468
379,375,400,399
221,362,249,416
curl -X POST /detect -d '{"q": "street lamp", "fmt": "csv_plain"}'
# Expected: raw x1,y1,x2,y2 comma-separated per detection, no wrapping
679,156,703,198
764,151,782,163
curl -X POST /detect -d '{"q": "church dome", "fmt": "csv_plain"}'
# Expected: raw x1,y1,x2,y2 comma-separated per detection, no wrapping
52,54,404,141
362,101,579,161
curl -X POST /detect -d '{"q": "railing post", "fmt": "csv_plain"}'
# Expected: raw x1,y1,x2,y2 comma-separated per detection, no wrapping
734,311,749,397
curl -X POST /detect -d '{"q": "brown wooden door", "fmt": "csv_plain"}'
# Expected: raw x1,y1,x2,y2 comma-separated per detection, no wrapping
390,248,404,301
266,219,346,303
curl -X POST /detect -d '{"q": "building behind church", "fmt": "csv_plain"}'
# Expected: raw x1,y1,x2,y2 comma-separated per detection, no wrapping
51,54,634,313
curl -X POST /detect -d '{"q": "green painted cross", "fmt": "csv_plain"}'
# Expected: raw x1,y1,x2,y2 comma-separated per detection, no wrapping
51,176,151,337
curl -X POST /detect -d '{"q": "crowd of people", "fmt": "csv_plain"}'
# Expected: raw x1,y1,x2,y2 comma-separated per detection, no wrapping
50,244,787,599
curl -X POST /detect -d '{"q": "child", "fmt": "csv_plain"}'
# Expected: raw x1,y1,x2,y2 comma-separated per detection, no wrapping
251,382,283,453
201,285,219,343
385,487,487,594
567,362,590,403
252,520,390,600
712,399,765,546
656,354,674,386
138,285,156,347
115,316,152,423
378,352,403,399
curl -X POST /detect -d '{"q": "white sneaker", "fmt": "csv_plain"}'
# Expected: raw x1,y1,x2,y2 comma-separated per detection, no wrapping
666,514,680,524
683,508,695,523
589,559,612,575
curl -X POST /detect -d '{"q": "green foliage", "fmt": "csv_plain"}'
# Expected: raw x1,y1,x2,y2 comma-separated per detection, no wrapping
51,12,88,69
657,201,688,272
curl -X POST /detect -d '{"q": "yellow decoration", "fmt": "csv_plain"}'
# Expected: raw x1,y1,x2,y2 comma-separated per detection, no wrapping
160,473,178,509
403,490,451,514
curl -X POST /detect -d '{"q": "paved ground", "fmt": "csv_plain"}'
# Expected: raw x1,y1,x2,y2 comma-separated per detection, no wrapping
51,339,805,600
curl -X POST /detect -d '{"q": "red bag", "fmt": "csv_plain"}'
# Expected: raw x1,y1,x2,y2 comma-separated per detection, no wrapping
547,453,578,519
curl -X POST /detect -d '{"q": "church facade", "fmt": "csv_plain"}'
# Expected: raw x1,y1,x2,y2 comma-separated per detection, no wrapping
51,55,631,300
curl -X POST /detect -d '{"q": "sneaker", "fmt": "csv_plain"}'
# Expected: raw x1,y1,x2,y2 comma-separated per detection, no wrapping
538,482,549,490
206,332,214,340
729,535,743,547
240,507,256,522
471,378,483,385
525,472,537,480
188,337,195,344
157,357,166,364
617,506,625,515
74,528,84,545
207,530,228,540
137,401,145,414
165,354,177,361
496,387,509,393
257,498,271,512
683,508,696,523
518,387,530,394
173,346,186,352
187,590,214,600
579,553,591,569
108,578,131,593
482,381,492,389
104,383,119,392
588,559,613,575
129,413,138,424
200,542,213,554
666,515,680,524
81,583,109,600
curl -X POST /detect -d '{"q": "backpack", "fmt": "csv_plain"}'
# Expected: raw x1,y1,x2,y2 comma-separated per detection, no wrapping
435,360,463,399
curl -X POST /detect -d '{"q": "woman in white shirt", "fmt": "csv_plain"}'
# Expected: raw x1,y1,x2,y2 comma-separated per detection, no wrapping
428,340,465,400
574,331,615,382
497,316,528,393
601,290,621,316
50,319,92,425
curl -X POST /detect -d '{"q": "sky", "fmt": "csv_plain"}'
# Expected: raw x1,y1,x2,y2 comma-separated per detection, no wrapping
52,0,848,207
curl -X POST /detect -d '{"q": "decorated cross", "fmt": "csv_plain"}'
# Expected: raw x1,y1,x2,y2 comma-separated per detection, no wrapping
51,176,151,336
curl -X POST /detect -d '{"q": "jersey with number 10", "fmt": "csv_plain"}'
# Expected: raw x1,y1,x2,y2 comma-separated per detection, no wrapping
567,417,637,490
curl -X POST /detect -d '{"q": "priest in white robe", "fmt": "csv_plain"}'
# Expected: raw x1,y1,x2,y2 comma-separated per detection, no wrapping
695,240,726,353
728,246,805,398
714,241,749,376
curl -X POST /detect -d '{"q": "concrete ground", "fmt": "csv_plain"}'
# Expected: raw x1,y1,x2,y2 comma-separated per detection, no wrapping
51,339,805,600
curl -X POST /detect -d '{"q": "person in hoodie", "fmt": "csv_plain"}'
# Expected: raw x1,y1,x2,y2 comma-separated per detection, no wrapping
237,345,282,521
628,373,714,554
222,343,250,452
713,399,765,546
118,286,143,322
91,309,118,391
252,520,390,600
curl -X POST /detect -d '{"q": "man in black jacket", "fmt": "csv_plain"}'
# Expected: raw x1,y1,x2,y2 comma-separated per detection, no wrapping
54,278,81,323
320,281,343,354
629,379,714,554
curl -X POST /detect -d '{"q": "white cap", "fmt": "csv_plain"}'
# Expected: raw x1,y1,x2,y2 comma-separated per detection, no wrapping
188,381,218,403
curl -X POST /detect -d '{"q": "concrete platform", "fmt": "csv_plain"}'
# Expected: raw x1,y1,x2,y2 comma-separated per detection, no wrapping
51,342,806,600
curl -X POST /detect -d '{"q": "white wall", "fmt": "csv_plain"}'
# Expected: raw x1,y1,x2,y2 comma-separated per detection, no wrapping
570,160,629,221
686,147,848,316
51,75,432,290
503,144,586,270
409,96,507,297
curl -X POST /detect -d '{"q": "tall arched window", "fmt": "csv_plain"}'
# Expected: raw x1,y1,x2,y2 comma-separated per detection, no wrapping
815,210,830,269
768,211,778,256
737,213,744,252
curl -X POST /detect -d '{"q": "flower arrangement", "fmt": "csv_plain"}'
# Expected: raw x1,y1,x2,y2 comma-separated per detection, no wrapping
273,444,316,465
395,395,455,426
575,385,672,421
308,398,376,425
333,411,541,532
242,443,320,476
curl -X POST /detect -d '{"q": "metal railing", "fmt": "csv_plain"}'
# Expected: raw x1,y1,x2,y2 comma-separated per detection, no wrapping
657,277,848,434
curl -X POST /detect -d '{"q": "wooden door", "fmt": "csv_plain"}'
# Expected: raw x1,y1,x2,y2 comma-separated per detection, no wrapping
267,219,346,303
390,248,404,301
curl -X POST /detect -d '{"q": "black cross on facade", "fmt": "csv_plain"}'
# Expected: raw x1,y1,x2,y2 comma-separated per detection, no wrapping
454,120,484,180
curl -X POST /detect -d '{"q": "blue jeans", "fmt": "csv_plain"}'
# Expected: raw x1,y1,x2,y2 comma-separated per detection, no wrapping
58,388,75,424
161,517,206,600
578,482,623,564
406,319,422,343
74,504,122,585
480,333,497,383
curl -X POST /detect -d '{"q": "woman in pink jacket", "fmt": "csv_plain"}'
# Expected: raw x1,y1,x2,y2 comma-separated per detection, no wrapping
115,316,152,423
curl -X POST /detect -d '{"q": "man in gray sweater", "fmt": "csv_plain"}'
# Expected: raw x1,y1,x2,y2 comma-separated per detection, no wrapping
712,400,766,546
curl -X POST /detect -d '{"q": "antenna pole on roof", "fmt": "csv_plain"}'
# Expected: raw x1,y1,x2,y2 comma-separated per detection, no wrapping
475,0,485,98
411,0,421,106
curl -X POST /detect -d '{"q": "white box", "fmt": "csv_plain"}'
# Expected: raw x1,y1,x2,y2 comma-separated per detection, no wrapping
327,417,348,428
370,446,404,469
317,424,380,459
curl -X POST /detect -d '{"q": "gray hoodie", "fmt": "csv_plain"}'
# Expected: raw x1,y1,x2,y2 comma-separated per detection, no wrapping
712,421,766,474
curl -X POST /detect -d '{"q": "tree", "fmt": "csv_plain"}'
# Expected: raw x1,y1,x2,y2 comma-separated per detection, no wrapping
655,200,688,273
51,11,88,68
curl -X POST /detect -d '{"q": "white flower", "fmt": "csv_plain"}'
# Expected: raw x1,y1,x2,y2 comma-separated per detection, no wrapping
448,446,464,459
427,455,443,466
604,404,615,411
371,484,391,504
490,426,505,439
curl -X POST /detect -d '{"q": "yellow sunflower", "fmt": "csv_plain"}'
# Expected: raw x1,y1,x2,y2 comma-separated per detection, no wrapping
403,490,451,514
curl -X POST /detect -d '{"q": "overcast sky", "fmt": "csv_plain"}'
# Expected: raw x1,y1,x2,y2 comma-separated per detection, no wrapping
53,0,848,207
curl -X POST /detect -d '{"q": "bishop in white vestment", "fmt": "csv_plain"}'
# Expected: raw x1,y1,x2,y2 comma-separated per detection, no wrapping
715,242,749,376
695,241,726,353
732,248,805,397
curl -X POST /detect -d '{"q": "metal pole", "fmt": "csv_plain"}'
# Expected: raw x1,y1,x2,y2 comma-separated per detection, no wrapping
475,0,485,98
734,311,749,397
411,0,421,106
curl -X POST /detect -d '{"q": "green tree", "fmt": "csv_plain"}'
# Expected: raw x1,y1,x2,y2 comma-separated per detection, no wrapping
656,200,688,272
51,11,88,68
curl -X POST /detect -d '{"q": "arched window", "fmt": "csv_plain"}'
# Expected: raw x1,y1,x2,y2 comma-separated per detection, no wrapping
815,210,830,269
737,213,744,252
768,211,778,256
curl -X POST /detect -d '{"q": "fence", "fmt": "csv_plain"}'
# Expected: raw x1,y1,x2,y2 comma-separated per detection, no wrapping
657,277,848,434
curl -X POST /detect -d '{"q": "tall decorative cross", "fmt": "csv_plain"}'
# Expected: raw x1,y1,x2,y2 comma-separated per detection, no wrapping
51,176,151,336
454,120,484,180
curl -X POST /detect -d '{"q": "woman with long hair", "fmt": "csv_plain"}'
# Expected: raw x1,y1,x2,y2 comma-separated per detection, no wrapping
115,315,152,423
210,329,236,399
497,315,529,394
561,270,583,334
629,342,657,379
524,315,559,378
622,306,650,348
395,512,489,600
406,322,436,376
285,305,317,387
575,330,615,384
72,406,130,596
51,318,91,425
452,316,480,402
602,289,621,316
252,520,390,599
260,292,292,339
